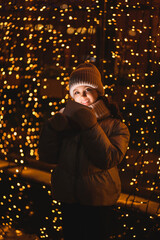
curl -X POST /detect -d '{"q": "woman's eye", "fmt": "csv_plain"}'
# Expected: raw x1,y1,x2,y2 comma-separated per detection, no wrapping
74,91,79,95
86,88,92,92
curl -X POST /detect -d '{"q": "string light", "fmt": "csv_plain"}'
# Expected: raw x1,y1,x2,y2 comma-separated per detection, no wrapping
0,0,160,239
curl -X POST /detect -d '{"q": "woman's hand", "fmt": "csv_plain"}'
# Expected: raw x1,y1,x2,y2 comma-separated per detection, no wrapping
48,113,69,131
63,100,97,130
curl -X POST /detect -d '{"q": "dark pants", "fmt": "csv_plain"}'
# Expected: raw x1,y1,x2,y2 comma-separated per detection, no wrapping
61,203,116,240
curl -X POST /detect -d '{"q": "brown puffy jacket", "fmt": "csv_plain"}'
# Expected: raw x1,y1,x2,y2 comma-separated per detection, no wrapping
39,100,130,206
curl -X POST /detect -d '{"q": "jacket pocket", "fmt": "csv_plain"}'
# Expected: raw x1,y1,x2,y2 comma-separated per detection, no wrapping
91,169,118,191
77,168,121,205
107,166,121,192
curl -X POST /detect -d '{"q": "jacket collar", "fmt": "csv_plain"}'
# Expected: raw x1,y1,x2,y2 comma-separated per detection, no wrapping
90,99,110,120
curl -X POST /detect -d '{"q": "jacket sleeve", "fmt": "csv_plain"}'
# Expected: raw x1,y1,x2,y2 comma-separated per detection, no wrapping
81,119,130,169
38,119,60,164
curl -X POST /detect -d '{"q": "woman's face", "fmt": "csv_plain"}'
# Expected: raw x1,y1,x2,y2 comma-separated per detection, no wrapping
73,85,98,106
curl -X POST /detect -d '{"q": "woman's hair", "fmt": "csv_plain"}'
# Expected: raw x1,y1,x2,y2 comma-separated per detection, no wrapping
99,96,123,120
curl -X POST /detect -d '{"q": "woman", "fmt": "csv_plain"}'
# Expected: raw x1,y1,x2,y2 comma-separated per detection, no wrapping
39,62,130,240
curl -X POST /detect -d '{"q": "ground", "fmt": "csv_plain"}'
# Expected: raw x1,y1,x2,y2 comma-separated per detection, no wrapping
0,226,39,240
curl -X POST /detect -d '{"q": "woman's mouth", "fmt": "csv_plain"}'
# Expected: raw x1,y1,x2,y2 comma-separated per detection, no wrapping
81,101,89,105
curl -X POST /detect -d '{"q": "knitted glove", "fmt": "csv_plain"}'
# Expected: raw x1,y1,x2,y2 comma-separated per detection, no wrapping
48,112,69,131
63,100,97,130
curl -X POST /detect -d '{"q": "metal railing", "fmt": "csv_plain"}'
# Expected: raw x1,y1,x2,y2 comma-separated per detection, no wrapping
0,158,159,217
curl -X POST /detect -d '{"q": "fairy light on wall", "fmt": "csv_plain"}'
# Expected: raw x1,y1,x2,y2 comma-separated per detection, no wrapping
0,0,160,238
104,1,160,211
0,0,101,238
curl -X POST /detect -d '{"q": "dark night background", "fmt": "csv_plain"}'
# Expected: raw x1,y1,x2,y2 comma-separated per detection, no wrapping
0,0,160,239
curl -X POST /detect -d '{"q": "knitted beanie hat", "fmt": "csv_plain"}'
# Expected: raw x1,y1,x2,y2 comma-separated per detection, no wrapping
69,62,104,98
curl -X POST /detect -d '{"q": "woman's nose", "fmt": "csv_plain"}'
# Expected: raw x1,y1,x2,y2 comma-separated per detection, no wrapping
81,91,86,97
